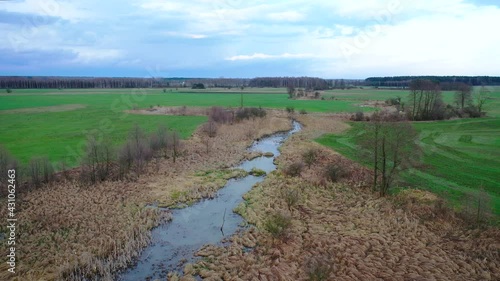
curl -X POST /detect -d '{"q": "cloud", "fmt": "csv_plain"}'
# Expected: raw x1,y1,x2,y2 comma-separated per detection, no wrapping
0,0,499,77
226,53,317,61
72,48,124,64
267,11,305,22
163,31,208,39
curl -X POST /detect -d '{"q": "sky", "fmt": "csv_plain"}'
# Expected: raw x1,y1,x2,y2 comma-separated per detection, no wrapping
0,0,499,79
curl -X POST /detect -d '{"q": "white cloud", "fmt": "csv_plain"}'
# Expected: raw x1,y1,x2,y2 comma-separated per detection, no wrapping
1,0,499,77
0,0,90,22
267,11,305,22
72,48,123,64
226,53,317,61
164,31,208,39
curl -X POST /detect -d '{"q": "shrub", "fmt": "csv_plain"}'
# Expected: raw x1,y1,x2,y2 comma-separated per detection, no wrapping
235,107,266,121
201,120,217,138
263,212,292,240
323,163,346,182
302,149,317,169
385,97,401,106
282,188,300,211
459,189,493,227
191,83,205,89
306,256,335,281
28,156,54,188
284,161,303,177
80,135,115,184
6,88,12,93
249,167,266,177
300,109,307,115
351,111,364,121
285,106,295,113
209,106,234,124
0,146,18,181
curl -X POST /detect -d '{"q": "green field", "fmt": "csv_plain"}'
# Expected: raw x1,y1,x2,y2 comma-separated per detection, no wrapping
2,86,499,178
316,118,500,215
0,87,372,166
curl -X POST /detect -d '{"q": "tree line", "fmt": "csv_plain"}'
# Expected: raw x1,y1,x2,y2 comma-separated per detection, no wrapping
407,80,488,120
365,76,500,87
248,77,330,90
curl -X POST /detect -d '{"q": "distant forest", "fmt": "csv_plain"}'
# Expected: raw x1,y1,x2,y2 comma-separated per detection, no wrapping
366,76,500,87
1,76,499,90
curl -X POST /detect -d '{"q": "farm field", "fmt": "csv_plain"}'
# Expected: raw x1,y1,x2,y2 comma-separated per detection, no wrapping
0,87,374,166
2,86,498,166
316,118,500,216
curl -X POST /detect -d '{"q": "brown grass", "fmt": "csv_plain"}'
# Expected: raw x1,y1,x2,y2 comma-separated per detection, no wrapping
0,111,291,281
184,116,500,281
126,106,208,116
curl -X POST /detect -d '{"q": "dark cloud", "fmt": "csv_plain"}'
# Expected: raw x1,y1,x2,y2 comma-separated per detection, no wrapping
0,10,61,26
0,48,76,67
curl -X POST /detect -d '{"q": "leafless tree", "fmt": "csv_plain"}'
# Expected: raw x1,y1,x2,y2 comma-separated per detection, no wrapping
287,85,296,99
357,111,421,196
454,82,472,109
169,131,182,163
408,79,445,120
474,86,490,114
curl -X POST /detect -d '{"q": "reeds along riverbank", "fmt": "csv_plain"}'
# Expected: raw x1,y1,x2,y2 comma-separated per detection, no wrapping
0,111,292,281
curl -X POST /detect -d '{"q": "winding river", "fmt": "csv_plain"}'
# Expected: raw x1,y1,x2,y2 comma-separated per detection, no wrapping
119,121,301,280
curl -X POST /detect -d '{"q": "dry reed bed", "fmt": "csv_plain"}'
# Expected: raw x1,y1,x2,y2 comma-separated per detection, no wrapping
127,106,209,116
183,116,499,281
0,112,291,281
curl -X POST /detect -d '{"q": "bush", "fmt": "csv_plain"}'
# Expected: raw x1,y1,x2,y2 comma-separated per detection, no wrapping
209,106,234,124
282,188,300,211
80,135,115,184
235,107,266,121
284,161,303,177
323,163,346,182
263,212,292,240
28,157,54,188
351,111,364,121
306,256,335,281
249,167,266,176
191,83,205,89
302,149,317,169
385,97,401,106
300,109,307,115
6,88,12,93
459,189,493,227
285,106,295,113
201,120,217,138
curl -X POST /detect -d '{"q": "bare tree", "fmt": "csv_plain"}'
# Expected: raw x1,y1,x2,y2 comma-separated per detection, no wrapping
287,85,296,99
408,79,444,120
28,157,54,188
474,86,490,114
200,120,217,154
357,111,421,196
169,131,182,163
454,82,472,109
81,135,114,184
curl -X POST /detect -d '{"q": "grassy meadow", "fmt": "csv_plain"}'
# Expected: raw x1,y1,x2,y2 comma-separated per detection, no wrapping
0,87,375,166
317,117,500,215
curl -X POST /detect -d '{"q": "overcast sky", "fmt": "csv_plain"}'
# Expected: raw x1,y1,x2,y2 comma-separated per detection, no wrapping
1,0,499,78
